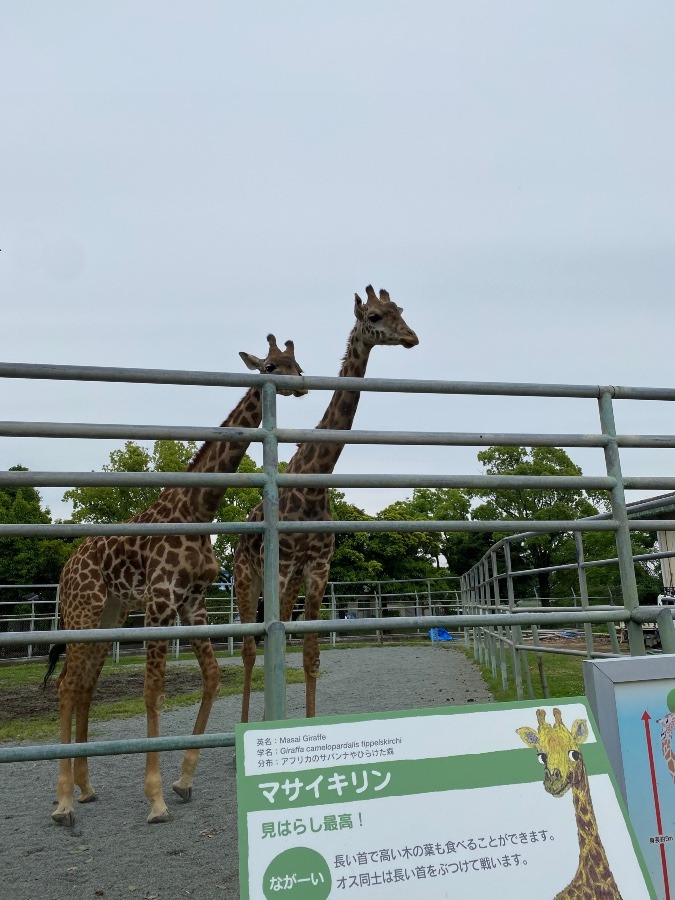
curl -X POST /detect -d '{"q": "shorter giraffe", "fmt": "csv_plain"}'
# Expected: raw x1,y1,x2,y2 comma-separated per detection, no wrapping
656,711,675,783
517,707,622,900
45,335,306,826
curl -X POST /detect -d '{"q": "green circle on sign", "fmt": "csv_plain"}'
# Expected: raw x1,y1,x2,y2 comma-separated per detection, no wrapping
667,688,675,712
262,847,331,900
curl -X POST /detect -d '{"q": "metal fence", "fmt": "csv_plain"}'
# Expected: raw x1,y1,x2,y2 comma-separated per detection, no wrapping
1,360,675,765
0,577,461,661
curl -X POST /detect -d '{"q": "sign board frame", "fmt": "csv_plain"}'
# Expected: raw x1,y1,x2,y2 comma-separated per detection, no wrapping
584,653,675,900
236,697,653,899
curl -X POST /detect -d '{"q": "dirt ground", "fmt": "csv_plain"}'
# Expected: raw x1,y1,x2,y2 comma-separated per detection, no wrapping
0,645,494,900
0,668,222,722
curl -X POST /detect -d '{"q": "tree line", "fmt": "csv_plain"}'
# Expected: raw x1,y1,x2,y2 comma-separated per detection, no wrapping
0,443,661,606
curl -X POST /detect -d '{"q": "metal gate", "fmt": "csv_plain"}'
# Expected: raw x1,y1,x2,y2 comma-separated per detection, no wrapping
1,361,675,766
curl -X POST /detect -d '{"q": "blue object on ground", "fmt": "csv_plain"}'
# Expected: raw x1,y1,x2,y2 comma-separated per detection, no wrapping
428,627,453,641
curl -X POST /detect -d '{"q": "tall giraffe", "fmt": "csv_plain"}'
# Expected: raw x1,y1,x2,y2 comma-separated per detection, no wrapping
656,711,675,782
517,707,622,900
233,286,418,721
46,335,306,826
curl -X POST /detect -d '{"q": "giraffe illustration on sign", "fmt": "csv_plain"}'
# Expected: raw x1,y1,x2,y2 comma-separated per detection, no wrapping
233,286,418,722
657,710,675,783
517,707,622,899
45,335,306,826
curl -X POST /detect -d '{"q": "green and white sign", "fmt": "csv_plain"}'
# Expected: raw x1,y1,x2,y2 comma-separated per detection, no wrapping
236,698,654,899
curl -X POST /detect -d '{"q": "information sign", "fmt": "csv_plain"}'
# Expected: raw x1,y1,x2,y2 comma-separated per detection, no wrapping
585,654,675,900
236,698,653,899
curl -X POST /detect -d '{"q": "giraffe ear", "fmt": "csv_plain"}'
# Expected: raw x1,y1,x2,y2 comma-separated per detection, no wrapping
354,293,364,317
570,719,588,745
516,727,540,748
239,351,264,372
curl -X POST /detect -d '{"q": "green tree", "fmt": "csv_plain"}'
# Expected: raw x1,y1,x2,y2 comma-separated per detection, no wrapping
64,440,197,523
382,488,490,576
62,441,264,571
328,491,382,585
469,447,601,605
0,466,73,586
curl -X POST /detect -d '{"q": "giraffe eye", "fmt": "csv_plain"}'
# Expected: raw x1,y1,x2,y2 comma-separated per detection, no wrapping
537,753,547,765
568,750,581,762
367,313,382,323
265,364,276,373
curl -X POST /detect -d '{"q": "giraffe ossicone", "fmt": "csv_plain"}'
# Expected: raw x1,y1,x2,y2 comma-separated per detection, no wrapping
45,334,306,826
233,285,418,723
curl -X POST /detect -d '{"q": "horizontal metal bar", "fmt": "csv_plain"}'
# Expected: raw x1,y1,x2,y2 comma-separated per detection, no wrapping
632,606,675,623
0,607,632,647
623,476,675,488
0,731,235,764
0,518,623,538
0,361,308,392
4,362,675,400
0,470,617,490
5,421,675,455
0,421,264,442
0,471,268,488
0,623,264,646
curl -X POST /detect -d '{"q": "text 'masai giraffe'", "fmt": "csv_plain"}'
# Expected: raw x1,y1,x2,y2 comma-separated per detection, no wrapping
45,335,306,825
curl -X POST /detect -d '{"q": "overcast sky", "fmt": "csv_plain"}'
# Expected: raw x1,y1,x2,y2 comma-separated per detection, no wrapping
1,2,674,521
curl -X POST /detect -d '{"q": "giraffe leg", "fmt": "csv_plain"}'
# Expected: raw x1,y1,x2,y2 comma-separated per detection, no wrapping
144,638,170,823
73,642,109,804
302,568,330,719
235,566,262,724
52,668,76,826
172,605,221,800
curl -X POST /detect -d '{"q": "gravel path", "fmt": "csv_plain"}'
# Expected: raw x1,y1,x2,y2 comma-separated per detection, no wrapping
0,645,492,900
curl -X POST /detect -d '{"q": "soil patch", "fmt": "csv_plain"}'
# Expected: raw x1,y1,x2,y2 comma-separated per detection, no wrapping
0,668,229,722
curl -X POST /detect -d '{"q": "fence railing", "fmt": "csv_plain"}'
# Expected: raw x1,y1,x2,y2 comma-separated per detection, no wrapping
0,577,461,661
1,361,675,764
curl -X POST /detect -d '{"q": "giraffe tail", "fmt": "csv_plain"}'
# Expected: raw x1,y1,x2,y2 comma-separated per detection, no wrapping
42,643,66,690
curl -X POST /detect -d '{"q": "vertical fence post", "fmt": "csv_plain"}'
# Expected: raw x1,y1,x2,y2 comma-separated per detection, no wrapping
261,381,286,722
491,550,508,692
598,388,645,656
504,541,525,701
330,583,337,648
228,581,234,656
574,532,595,659
657,608,675,655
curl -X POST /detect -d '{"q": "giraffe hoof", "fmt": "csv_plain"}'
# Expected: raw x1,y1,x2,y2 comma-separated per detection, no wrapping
147,809,171,824
172,783,192,802
52,810,75,828
78,792,98,804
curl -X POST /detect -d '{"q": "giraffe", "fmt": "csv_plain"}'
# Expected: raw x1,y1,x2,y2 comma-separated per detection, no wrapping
233,286,418,722
656,711,675,783
517,707,622,900
45,335,306,826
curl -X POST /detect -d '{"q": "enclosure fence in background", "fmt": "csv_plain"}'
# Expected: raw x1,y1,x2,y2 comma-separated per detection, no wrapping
1,360,675,765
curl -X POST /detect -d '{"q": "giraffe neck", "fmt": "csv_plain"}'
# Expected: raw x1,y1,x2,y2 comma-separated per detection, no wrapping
563,767,619,897
662,724,675,782
286,327,372,475
174,387,262,522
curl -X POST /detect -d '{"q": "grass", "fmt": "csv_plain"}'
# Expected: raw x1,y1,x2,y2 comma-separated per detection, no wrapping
0,658,305,744
1,638,585,743
458,644,586,703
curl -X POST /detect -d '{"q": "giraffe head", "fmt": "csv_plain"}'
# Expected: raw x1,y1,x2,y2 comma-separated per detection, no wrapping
517,707,589,798
657,711,675,738
240,334,307,397
354,285,419,349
